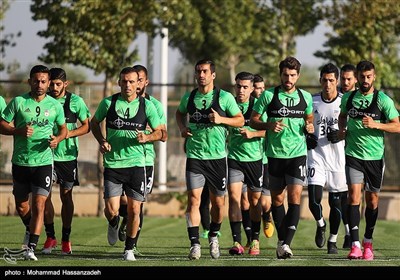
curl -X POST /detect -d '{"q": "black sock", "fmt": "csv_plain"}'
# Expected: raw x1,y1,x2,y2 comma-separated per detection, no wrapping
44,223,56,239
62,227,71,242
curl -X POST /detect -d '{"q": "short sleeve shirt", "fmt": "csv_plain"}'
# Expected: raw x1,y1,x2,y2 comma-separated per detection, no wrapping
2,93,65,166
177,88,241,160
253,87,313,159
340,89,399,160
53,93,91,161
94,94,161,168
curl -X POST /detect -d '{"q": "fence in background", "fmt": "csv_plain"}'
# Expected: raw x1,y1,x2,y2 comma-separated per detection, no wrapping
1,81,399,191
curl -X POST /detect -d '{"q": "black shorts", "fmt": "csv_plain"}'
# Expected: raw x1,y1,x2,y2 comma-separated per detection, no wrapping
261,163,271,195
268,156,307,190
119,166,153,196
53,160,79,189
145,166,154,194
228,158,263,192
345,155,384,193
186,158,227,196
262,163,269,189
12,164,53,198
104,167,147,201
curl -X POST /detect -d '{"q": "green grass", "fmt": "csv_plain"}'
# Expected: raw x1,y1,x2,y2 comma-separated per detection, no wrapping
0,216,399,269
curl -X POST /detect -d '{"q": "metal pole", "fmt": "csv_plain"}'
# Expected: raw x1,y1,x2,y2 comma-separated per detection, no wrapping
158,28,168,191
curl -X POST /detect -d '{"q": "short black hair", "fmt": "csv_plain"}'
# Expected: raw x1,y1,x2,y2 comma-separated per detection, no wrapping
279,56,301,74
357,60,375,72
50,68,67,81
195,59,216,73
235,71,254,82
320,63,339,79
132,65,148,78
118,67,138,79
253,74,264,83
30,65,50,78
340,64,356,75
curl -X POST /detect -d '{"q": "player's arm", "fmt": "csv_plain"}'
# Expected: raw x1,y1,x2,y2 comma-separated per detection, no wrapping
304,113,314,134
49,123,67,148
362,115,400,133
67,118,90,139
337,112,348,140
210,108,244,128
239,128,266,139
90,116,111,154
0,119,33,137
160,124,168,142
175,109,192,138
137,125,163,143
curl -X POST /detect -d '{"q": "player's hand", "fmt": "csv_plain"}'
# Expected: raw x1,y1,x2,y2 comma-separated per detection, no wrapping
327,129,342,144
239,128,252,139
362,115,376,129
180,127,192,138
18,123,34,137
305,121,315,134
270,119,287,133
306,133,318,150
209,108,222,124
100,140,112,154
48,135,60,149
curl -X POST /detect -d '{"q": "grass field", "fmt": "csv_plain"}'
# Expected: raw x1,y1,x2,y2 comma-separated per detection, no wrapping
0,215,399,273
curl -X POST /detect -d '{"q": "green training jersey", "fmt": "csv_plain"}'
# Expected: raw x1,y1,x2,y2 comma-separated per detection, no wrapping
177,88,241,160
94,94,161,168
0,96,6,115
340,89,399,160
253,87,313,159
227,98,266,162
144,94,166,166
2,93,65,166
52,92,91,161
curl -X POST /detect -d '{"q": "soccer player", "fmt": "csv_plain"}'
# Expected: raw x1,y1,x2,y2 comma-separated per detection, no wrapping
227,71,266,256
306,63,348,254
116,64,168,257
338,60,400,260
91,66,164,261
250,57,314,259
41,68,91,255
175,59,244,260
0,65,67,261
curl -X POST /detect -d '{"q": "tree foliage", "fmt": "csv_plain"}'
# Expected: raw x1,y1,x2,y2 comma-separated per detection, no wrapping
314,0,400,89
0,0,21,73
160,0,259,84
3,0,398,97
161,0,323,85
30,0,149,84
253,0,324,83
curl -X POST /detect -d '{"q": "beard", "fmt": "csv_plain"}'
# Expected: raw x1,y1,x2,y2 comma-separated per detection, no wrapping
137,87,146,96
360,83,372,93
282,83,294,91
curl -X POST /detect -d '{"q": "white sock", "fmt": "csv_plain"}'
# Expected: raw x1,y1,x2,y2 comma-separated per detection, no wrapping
329,234,338,243
317,218,325,227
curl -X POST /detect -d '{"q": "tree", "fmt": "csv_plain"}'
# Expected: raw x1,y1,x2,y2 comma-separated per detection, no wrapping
0,0,21,73
253,0,324,83
314,0,400,90
30,0,154,216
30,0,147,91
161,0,259,84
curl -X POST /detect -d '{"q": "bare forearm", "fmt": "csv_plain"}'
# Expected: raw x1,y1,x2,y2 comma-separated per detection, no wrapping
67,120,90,138
0,120,15,135
91,120,106,144
371,120,400,133
222,115,244,128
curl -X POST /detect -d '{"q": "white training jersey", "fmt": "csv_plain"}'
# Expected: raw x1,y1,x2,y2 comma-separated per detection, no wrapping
307,92,345,174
